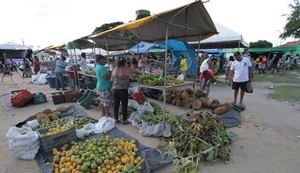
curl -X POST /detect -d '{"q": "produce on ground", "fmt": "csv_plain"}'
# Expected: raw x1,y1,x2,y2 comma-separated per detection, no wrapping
34,115,97,130
140,102,182,132
52,136,144,173
159,88,207,109
158,88,233,113
136,74,182,86
160,111,231,173
41,124,72,136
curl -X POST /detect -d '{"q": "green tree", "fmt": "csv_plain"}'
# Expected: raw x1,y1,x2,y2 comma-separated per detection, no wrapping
280,0,300,39
249,40,273,48
91,22,139,45
92,22,124,34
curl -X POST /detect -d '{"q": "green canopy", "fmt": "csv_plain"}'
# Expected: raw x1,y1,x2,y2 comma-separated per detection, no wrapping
248,46,297,53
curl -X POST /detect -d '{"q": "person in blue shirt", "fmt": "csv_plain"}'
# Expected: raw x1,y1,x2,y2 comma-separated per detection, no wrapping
95,54,112,117
54,56,67,90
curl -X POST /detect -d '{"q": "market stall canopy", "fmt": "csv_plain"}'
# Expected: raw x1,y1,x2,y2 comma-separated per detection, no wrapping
89,32,132,51
0,41,29,50
128,41,157,54
189,22,249,49
89,1,217,42
44,43,66,51
67,38,95,50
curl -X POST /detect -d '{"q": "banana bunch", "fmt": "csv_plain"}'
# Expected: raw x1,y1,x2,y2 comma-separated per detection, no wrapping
120,163,140,173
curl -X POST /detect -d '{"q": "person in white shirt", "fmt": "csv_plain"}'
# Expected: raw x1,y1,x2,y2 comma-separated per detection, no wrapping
78,53,90,73
230,52,252,107
199,53,213,92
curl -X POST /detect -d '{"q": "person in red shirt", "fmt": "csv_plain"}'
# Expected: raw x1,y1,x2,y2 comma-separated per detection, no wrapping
33,56,41,74
199,69,214,96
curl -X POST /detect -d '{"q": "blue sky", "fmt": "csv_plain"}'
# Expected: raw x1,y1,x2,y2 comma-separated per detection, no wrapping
0,0,294,49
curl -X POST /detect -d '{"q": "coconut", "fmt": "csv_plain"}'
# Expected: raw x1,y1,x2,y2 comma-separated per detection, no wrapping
40,116,51,123
223,102,233,108
199,97,209,107
212,99,220,105
206,99,213,108
53,111,62,117
213,106,227,115
193,100,202,110
211,103,219,110
48,113,59,121
42,109,52,114
56,106,67,113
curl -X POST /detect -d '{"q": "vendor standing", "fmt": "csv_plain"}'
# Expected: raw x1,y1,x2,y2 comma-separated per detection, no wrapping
78,53,90,73
54,56,67,90
180,55,187,79
95,55,112,117
111,57,131,124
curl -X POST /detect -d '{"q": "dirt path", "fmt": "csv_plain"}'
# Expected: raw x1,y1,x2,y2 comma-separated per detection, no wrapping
0,73,299,173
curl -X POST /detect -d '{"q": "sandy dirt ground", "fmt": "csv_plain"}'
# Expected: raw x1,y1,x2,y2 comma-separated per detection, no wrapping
0,72,299,173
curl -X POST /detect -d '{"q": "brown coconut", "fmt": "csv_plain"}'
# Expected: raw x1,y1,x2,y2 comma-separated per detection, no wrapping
48,113,59,121
199,97,209,107
193,100,202,110
213,106,227,115
53,111,62,117
211,103,220,110
42,109,53,114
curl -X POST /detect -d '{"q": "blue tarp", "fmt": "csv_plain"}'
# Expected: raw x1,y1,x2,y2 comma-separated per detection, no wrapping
159,40,196,76
129,41,157,54
198,49,224,58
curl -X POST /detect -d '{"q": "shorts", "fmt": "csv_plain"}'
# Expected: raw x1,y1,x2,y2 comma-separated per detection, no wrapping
232,81,248,91
96,89,112,107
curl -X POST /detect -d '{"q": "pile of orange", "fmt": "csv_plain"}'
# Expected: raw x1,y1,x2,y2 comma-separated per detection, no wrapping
52,136,143,173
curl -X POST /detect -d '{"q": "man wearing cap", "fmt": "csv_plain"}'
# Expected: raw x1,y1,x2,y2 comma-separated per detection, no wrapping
230,52,252,107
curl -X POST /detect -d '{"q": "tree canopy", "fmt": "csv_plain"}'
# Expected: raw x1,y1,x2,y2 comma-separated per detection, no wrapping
92,22,124,34
91,22,139,46
281,0,300,39
249,40,273,48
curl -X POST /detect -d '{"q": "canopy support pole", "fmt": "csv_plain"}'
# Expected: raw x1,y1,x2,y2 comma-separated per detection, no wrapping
238,35,242,52
192,34,201,109
73,49,80,90
105,39,109,58
163,24,169,132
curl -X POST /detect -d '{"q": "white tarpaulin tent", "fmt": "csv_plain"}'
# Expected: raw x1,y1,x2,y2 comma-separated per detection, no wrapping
0,41,29,50
189,22,249,49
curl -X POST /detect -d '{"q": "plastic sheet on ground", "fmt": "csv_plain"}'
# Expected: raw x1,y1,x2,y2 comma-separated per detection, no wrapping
219,105,243,128
128,111,172,137
31,73,48,85
35,105,172,173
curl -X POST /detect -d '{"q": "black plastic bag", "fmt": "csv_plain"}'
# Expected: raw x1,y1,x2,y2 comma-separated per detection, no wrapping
245,81,253,93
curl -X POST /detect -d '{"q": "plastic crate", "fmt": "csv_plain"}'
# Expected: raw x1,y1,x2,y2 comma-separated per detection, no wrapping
37,126,77,152
11,89,33,108
33,93,47,104
77,90,97,109
52,92,65,105
64,90,82,103
10,89,22,101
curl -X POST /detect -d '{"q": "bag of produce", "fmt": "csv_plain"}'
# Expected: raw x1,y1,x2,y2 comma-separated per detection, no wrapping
6,126,40,160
